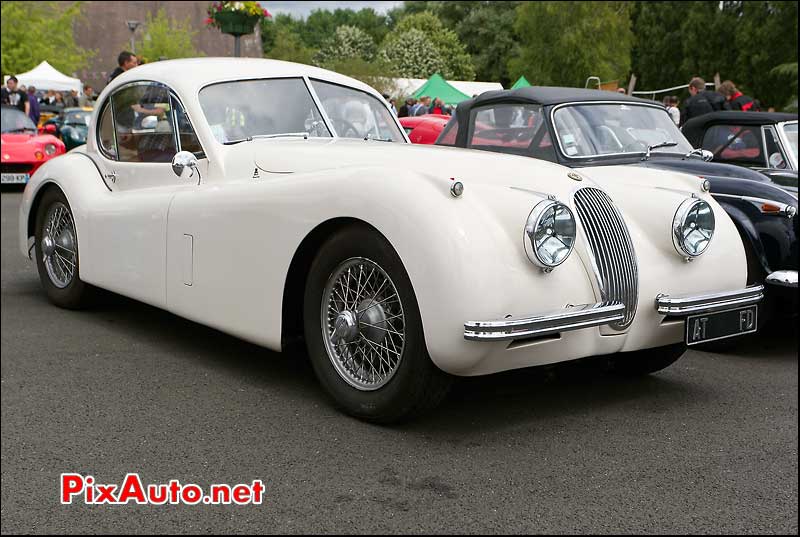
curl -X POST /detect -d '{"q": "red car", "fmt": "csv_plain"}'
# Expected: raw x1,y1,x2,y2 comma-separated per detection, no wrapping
399,114,451,144
1,106,65,185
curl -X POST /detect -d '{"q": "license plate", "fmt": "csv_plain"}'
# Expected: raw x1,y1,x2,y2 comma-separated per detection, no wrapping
686,305,758,345
1,173,30,184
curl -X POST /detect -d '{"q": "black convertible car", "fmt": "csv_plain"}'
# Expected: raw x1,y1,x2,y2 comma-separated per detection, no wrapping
437,87,798,324
682,111,797,193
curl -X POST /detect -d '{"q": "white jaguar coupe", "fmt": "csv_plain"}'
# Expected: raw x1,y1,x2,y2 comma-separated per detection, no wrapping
19,58,763,422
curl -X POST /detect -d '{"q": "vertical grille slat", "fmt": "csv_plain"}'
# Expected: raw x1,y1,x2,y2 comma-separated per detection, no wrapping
574,187,638,329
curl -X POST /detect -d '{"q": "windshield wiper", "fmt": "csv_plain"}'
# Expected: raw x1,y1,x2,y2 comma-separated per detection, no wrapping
642,141,678,161
364,133,393,142
223,132,309,145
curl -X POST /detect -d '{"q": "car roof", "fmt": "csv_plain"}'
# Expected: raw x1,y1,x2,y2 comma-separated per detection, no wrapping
102,57,384,103
682,111,798,147
465,86,654,108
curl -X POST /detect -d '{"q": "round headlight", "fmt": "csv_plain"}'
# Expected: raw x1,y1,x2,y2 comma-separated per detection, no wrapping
672,198,715,258
44,143,57,155
524,199,577,270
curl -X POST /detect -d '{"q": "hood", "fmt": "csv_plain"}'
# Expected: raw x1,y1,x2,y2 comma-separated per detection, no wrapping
1,133,62,163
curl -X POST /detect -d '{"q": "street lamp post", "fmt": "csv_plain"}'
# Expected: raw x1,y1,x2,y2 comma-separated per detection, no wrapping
126,20,141,53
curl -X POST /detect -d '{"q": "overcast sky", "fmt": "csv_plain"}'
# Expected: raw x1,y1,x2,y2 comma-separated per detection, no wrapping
263,1,403,18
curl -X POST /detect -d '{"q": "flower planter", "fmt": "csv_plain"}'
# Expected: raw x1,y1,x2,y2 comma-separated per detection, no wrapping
215,11,260,36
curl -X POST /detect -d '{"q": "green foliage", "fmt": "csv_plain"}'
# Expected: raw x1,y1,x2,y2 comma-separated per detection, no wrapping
314,25,376,66
322,57,398,96
509,1,632,87
299,8,391,49
136,8,200,63
264,25,315,65
1,1,94,76
380,11,475,80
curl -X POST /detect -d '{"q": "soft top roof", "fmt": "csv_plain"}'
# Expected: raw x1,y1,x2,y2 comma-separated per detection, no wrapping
682,111,798,146
465,86,654,108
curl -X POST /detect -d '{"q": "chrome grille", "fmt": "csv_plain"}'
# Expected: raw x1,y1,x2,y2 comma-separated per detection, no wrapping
573,187,638,329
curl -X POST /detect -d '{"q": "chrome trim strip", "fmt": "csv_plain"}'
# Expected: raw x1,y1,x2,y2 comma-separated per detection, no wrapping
655,285,764,316
303,75,338,137
765,270,798,288
713,193,797,218
464,301,625,341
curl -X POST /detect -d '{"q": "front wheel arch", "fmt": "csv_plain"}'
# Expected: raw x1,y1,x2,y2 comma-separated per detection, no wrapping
28,182,68,242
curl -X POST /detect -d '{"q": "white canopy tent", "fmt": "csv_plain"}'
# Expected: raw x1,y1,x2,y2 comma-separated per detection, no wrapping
4,61,82,94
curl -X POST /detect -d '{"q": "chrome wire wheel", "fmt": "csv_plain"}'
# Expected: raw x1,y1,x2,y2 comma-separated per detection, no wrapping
41,202,77,289
321,257,406,391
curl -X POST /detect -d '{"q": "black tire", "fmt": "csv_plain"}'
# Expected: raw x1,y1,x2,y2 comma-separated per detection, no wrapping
33,188,93,309
303,224,451,423
607,343,686,376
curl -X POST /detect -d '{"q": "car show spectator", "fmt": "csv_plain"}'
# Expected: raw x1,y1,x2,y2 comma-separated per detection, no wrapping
665,95,680,125
79,85,95,107
617,87,626,94
412,96,431,116
27,86,40,125
1,76,29,115
63,89,80,108
430,98,449,115
680,76,727,126
719,80,761,111
398,98,415,118
53,91,64,108
107,51,139,84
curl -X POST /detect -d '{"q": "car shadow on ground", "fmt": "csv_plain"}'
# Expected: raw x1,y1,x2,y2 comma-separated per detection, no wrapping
12,280,799,432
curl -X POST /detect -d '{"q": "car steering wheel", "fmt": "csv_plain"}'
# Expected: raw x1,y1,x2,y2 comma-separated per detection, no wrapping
333,118,361,138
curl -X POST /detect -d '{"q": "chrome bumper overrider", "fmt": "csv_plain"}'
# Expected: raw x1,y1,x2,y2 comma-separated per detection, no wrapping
464,302,625,341
765,270,798,288
655,285,764,316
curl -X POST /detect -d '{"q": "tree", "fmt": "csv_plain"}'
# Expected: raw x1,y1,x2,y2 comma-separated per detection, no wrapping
264,26,315,65
380,11,475,80
299,8,391,49
135,8,200,63
509,2,632,87
1,1,93,76
314,25,376,66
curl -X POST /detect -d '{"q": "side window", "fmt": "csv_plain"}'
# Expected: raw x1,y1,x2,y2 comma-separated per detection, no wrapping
763,126,786,169
171,96,204,158
97,101,117,160
467,104,556,160
112,82,177,163
701,124,763,164
436,116,459,145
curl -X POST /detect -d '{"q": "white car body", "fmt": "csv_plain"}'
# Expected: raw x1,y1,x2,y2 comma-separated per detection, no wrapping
19,58,760,379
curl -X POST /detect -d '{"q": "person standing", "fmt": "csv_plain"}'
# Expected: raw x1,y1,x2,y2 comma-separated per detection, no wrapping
78,85,95,107
665,95,680,126
1,76,29,116
398,98,414,118
719,80,760,112
680,77,727,126
63,89,79,108
413,96,431,116
27,86,40,125
107,51,139,84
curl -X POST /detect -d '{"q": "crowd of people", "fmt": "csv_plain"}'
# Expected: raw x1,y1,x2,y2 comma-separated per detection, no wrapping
662,77,764,127
386,95,454,118
1,75,96,126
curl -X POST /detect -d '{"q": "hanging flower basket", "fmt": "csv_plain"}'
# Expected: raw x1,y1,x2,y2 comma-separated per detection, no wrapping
206,1,271,37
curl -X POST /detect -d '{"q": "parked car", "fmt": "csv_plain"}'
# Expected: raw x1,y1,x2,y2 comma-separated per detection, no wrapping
1,106,65,185
436,87,797,325
399,114,451,144
681,111,798,190
41,107,93,150
19,59,762,422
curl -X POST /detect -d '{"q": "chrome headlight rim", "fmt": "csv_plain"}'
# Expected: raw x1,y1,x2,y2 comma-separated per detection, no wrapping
672,197,715,258
44,143,57,155
524,199,577,270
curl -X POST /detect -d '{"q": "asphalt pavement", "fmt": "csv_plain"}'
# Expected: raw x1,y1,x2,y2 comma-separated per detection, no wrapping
1,190,797,534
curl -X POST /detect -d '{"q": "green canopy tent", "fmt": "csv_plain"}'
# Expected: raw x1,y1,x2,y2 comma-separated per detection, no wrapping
411,73,470,106
510,75,532,89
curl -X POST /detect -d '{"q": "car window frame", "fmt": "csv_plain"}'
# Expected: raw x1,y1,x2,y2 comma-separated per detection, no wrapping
96,79,206,163
701,123,765,166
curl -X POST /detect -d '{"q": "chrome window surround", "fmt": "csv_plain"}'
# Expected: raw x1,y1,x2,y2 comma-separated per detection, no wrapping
777,120,798,170
655,285,764,316
573,187,639,330
550,101,689,161
464,301,625,341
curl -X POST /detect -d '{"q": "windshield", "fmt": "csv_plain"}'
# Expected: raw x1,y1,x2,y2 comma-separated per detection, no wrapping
1,107,37,133
64,110,91,126
310,79,403,142
553,103,693,158
199,78,331,143
781,122,798,167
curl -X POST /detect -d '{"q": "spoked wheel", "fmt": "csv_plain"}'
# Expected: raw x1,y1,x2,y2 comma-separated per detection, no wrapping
34,188,92,309
304,225,451,423
322,257,406,391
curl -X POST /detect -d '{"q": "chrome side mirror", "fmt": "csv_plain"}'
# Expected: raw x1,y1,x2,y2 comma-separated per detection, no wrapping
700,149,713,162
171,151,198,179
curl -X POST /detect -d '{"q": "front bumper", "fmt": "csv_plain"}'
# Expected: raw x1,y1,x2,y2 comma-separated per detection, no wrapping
765,270,798,288
464,301,625,341
655,285,764,316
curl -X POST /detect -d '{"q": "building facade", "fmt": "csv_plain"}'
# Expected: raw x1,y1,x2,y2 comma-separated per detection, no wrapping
69,1,262,91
